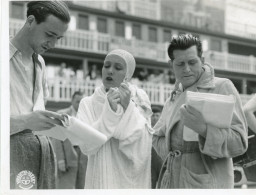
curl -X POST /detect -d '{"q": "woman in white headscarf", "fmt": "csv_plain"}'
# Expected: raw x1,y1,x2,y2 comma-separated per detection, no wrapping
77,49,153,189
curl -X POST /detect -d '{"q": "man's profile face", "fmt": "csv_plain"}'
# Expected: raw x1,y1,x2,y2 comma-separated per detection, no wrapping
28,14,68,54
171,45,203,89
72,95,83,112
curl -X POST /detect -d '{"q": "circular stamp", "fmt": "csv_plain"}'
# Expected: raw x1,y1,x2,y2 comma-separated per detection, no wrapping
16,170,36,189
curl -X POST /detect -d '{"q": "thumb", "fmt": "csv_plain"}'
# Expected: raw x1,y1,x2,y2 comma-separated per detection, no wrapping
40,110,64,120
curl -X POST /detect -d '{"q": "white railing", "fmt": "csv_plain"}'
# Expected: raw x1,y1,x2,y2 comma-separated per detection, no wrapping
226,21,256,40
47,78,254,106
47,78,174,105
57,30,110,54
9,19,256,75
109,37,168,62
204,51,256,74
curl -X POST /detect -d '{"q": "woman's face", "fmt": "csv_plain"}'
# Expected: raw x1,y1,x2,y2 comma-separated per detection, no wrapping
102,54,127,91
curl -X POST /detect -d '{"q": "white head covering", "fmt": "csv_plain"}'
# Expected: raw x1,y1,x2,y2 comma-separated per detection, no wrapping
105,49,136,80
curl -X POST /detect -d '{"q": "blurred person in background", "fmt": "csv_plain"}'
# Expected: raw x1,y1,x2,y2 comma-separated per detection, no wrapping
51,91,88,189
153,34,248,188
58,62,68,78
76,49,153,188
10,0,70,189
151,106,163,189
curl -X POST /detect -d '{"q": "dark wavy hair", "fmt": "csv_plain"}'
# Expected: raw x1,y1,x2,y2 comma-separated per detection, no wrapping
27,1,70,24
167,34,202,61
72,91,84,100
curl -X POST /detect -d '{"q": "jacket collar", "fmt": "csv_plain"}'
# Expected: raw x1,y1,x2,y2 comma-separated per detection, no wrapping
170,63,215,101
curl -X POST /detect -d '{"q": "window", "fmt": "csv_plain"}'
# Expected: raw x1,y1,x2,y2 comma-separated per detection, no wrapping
10,2,24,19
229,78,242,93
247,80,256,94
78,14,89,30
97,18,107,33
179,31,186,35
148,27,157,42
211,39,222,51
163,29,172,42
192,33,200,38
115,21,125,37
132,24,141,40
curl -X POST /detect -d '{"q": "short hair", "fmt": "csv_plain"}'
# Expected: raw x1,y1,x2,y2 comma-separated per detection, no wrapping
151,106,162,114
167,34,202,61
27,1,70,24
72,91,83,100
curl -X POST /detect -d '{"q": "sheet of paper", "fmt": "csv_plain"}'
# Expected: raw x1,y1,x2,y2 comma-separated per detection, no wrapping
34,115,108,152
183,126,198,141
186,91,235,128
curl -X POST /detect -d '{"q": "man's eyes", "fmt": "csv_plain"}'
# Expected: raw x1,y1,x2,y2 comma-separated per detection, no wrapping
46,33,62,40
46,33,54,37
175,63,183,66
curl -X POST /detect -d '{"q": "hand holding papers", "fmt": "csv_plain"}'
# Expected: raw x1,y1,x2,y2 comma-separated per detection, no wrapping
182,91,236,141
34,115,107,152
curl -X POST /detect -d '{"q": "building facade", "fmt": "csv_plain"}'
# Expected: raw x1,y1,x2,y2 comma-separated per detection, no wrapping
9,0,256,109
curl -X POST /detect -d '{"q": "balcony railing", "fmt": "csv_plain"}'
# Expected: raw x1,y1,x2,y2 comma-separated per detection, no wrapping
9,19,256,75
47,78,254,106
204,51,256,74
226,21,256,40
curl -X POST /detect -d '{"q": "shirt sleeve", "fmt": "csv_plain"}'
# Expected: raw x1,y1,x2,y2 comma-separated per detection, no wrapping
112,100,152,172
198,79,248,158
76,97,123,154
152,99,170,160
38,55,49,100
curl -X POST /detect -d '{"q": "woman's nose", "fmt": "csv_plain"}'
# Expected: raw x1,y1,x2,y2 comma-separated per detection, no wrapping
107,66,113,74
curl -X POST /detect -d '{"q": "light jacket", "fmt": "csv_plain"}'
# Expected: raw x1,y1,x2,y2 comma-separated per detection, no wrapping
153,63,248,188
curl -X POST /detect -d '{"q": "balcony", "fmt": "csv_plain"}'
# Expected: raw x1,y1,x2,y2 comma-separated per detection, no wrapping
47,78,253,106
204,51,256,74
226,21,256,40
9,19,256,75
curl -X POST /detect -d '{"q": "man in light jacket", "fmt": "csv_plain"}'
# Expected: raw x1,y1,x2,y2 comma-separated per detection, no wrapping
153,34,248,188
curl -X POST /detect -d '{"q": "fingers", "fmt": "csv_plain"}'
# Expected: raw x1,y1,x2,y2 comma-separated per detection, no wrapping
40,110,64,121
119,85,130,98
43,117,63,127
180,104,194,119
120,82,129,90
186,105,199,114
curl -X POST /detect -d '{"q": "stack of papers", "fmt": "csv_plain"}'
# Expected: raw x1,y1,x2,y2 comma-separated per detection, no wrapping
183,91,236,141
34,115,107,152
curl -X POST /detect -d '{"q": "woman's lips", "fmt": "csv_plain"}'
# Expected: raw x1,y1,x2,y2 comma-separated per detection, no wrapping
106,77,113,81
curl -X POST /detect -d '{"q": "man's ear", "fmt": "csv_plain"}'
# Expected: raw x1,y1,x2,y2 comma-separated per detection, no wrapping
200,57,205,64
168,59,173,71
26,15,36,27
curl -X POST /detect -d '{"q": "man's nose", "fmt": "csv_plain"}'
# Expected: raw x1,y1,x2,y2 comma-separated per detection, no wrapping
184,63,191,72
47,39,57,49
